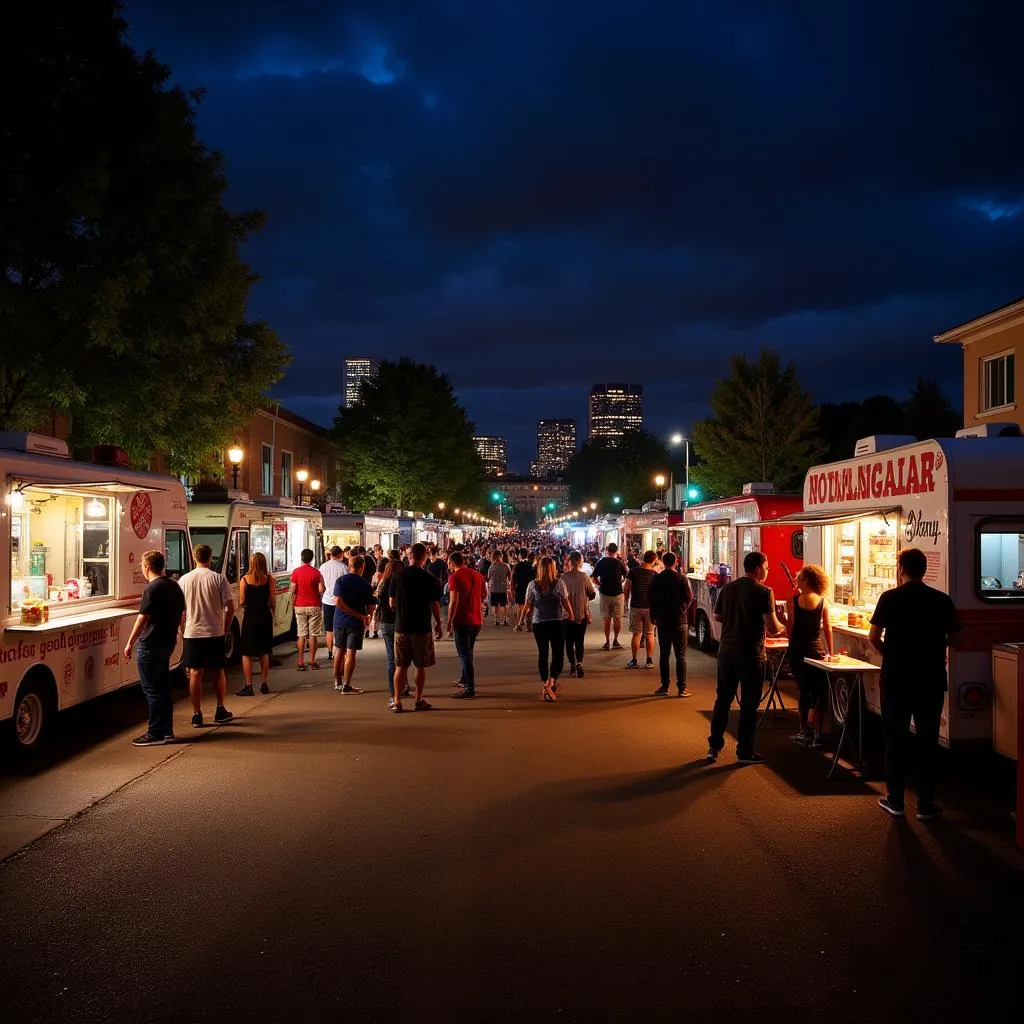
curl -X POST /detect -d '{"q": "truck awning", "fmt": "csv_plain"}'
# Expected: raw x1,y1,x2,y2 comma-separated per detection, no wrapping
746,505,901,528
12,477,170,495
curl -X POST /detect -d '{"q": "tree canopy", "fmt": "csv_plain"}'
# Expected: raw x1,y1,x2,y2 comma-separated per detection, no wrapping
691,348,825,498
564,430,671,509
333,358,483,511
0,1,289,472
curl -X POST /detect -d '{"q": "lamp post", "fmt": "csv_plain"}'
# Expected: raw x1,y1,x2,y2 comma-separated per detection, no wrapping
310,478,321,508
296,466,309,505
227,442,243,490
654,473,667,506
669,432,690,509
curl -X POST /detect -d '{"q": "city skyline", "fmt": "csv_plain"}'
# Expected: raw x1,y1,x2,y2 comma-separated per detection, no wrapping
126,1,1021,470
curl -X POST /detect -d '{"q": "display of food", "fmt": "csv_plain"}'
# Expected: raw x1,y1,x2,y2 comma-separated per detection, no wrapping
846,611,867,629
20,598,49,626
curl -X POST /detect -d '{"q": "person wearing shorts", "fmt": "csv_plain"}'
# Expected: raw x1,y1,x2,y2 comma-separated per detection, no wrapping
332,554,376,693
624,551,658,669
389,543,444,713
592,543,627,650
319,546,346,660
487,551,512,625
179,543,235,728
291,548,325,670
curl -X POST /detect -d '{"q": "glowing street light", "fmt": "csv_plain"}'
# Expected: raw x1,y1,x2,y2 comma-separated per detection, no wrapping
227,442,244,489
296,465,309,504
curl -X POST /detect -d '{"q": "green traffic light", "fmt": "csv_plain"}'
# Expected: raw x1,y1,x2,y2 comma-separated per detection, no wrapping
687,486,701,501
612,496,621,505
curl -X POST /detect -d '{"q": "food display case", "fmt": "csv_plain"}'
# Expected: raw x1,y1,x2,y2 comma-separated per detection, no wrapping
821,514,900,634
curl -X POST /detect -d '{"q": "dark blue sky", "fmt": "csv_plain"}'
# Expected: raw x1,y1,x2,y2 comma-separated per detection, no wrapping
126,0,1024,472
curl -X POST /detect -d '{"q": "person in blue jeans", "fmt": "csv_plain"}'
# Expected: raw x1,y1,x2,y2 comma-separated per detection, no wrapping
375,553,402,697
447,551,485,699
123,549,186,746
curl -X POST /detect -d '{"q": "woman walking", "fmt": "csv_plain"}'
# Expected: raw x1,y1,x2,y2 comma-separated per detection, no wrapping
236,551,276,696
561,550,596,677
517,555,574,702
785,564,834,747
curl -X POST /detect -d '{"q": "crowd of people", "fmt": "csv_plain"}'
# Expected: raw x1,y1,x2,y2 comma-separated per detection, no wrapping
122,531,961,820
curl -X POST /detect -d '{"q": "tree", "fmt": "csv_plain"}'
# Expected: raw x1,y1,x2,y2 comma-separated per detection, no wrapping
818,394,905,463
0,1,288,472
333,358,483,510
691,348,826,497
902,376,962,439
564,430,670,508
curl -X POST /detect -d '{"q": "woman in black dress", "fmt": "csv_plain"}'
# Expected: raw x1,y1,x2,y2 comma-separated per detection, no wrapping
237,551,276,696
786,564,834,747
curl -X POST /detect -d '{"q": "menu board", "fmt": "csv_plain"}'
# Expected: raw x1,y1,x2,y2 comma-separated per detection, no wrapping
272,522,288,572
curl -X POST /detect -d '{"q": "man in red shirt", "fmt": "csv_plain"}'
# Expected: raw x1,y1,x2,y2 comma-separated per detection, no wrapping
290,548,325,670
447,550,485,699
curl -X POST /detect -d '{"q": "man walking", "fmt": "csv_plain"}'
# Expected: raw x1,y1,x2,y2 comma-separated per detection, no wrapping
623,550,658,668
706,551,785,764
560,550,596,678
648,551,694,697
332,553,377,694
123,549,186,745
390,543,444,713
179,543,235,728
319,546,346,662
512,549,535,631
869,547,961,820
447,551,485,699
592,542,627,651
290,548,325,670
487,550,512,626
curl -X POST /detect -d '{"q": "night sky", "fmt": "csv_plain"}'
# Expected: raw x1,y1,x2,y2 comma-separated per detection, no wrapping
126,1,1024,472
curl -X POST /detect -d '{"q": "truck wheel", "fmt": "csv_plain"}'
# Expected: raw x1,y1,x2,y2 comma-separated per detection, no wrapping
11,672,56,754
224,622,241,667
696,612,715,653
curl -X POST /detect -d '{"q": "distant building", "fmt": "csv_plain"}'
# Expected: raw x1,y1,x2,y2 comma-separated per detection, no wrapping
473,435,508,476
535,418,577,477
491,477,571,519
343,357,379,408
589,383,643,446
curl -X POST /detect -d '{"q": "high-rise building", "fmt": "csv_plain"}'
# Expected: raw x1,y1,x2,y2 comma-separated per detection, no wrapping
535,419,577,477
588,383,643,446
473,435,508,477
343,357,379,408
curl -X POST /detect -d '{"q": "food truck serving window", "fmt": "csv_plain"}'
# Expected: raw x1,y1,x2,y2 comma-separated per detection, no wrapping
9,486,114,613
976,519,1024,601
823,514,899,609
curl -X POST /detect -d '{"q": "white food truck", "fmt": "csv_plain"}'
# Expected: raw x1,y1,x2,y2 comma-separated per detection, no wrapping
764,429,1024,746
187,490,323,662
2,432,193,752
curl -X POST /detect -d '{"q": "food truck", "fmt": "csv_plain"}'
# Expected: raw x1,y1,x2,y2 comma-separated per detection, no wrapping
764,430,1024,746
322,508,364,551
679,484,804,650
188,490,322,662
2,432,193,752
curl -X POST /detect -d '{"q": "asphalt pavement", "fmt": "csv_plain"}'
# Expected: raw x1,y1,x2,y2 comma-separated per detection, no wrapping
2,617,1022,1023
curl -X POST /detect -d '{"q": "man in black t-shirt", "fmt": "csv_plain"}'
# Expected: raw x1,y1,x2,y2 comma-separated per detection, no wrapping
869,547,961,820
512,550,536,631
124,549,186,746
390,543,444,713
592,543,628,651
707,551,785,764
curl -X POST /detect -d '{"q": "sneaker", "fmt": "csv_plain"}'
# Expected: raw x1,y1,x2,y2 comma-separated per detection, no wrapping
654,686,670,696
567,664,577,678
677,687,692,698
453,679,467,688
809,734,824,749
705,747,719,763
260,682,270,695
388,699,403,714
612,639,623,650
340,684,364,694
235,684,254,697
413,700,433,711
790,732,809,745
916,802,943,821
600,642,610,651
645,658,654,669
191,712,204,728
297,664,307,672
576,665,585,678
878,796,905,817
451,690,476,699
625,659,638,669
371,632,379,640
333,683,345,692
131,733,164,747
164,732,176,743
736,751,766,764
214,705,233,724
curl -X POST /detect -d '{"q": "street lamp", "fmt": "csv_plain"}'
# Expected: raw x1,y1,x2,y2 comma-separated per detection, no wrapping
310,478,321,507
296,465,309,504
669,432,690,509
227,442,243,489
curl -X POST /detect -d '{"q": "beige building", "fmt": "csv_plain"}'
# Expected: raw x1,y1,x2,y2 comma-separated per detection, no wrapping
935,297,1022,430
491,476,571,518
